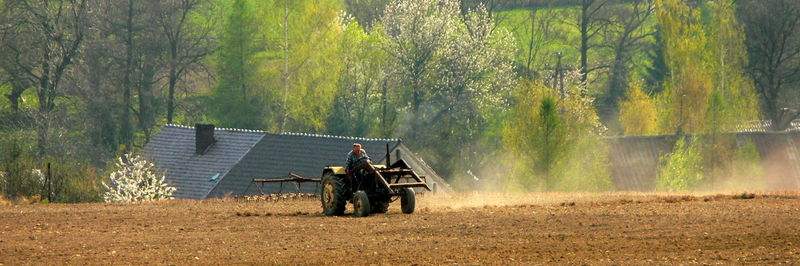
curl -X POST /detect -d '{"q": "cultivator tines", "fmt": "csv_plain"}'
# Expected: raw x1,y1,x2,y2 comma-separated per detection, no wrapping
236,193,319,202
242,172,321,196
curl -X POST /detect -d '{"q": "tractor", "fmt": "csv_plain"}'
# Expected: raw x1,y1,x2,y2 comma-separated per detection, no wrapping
320,153,430,217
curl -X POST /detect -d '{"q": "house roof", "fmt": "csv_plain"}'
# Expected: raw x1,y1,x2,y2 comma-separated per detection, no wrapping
605,132,800,190
144,125,451,199
736,120,800,132
142,125,265,199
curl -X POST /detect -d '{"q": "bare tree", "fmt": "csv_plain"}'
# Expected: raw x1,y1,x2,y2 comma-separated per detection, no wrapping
599,0,654,131
156,0,214,126
0,0,90,156
574,0,610,85
515,4,559,80
740,0,800,130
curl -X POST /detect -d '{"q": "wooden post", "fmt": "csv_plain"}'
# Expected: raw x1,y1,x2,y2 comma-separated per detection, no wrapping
47,162,52,202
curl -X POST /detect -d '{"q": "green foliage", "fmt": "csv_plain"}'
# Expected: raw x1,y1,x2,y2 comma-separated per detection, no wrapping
505,84,567,189
504,80,612,191
0,133,40,199
256,0,344,132
210,0,270,129
729,139,763,189
325,18,394,137
619,81,658,135
42,159,103,203
0,132,102,203
655,0,713,134
657,137,704,191
705,0,760,125
382,0,517,179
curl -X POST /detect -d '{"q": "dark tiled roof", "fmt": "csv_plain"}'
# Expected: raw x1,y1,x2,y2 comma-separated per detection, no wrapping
143,125,265,199
606,132,800,190
208,133,400,197
144,125,452,199
208,133,452,197
736,120,800,132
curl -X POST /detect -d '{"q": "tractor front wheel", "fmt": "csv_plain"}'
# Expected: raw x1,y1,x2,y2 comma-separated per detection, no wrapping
321,173,346,216
400,188,416,214
353,190,371,217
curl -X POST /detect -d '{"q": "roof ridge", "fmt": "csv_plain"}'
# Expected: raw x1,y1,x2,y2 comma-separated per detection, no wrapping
165,124,267,134
163,124,399,141
278,131,399,142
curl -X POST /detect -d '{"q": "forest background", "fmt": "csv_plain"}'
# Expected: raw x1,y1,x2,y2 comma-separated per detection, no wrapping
1,0,799,201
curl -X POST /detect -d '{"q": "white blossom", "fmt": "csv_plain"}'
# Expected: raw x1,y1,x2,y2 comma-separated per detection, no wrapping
102,153,175,202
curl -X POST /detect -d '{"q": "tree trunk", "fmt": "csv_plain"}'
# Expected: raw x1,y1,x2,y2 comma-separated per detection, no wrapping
580,0,590,84
121,0,136,151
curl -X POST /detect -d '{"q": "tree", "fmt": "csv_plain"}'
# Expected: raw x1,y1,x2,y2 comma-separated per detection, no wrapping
655,0,711,134
381,0,457,131
739,0,800,130
575,0,610,85
600,0,654,131
619,81,657,135
505,82,567,189
156,0,215,126
382,0,516,179
505,73,611,191
257,0,344,133
326,17,392,137
515,5,560,80
657,136,703,191
210,0,267,129
103,153,175,202
707,0,759,125
0,0,90,157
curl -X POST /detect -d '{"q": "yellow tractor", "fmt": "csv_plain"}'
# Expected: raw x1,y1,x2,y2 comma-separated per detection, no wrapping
320,158,430,217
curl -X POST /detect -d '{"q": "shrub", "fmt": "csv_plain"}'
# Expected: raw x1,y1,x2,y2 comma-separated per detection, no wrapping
504,78,612,191
103,153,175,202
657,137,704,191
619,81,658,136
49,159,103,203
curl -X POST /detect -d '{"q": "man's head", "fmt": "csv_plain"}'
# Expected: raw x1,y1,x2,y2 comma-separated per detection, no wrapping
352,143,362,154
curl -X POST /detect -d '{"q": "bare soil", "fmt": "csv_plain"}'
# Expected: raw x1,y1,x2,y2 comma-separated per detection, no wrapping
1,192,799,265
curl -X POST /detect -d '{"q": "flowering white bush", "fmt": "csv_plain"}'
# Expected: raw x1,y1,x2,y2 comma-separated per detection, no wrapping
102,153,175,202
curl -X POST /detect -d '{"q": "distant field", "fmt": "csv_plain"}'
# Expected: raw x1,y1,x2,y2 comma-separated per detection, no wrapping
1,191,799,264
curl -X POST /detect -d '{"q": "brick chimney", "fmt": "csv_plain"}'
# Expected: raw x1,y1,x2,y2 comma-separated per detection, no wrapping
195,124,216,155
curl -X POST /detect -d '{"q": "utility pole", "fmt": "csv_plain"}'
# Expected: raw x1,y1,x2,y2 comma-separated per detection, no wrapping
556,51,564,96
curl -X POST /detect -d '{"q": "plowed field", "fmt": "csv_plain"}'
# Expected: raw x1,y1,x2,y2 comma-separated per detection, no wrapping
1,192,799,265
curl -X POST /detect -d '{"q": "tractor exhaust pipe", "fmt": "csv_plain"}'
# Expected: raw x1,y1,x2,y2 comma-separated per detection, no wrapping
386,142,391,167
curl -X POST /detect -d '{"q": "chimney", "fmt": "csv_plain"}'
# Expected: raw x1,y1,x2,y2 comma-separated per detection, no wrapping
195,124,216,155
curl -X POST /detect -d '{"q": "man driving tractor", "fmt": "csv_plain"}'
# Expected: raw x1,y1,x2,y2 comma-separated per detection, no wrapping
346,143,370,176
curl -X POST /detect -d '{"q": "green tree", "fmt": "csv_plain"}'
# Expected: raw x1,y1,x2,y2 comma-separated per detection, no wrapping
325,18,393,137
505,77,612,191
257,0,344,133
210,0,268,129
655,0,712,134
619,81,658,135
657,136,703,191
505,82,567,189
382,0,516,179
706,0,759,125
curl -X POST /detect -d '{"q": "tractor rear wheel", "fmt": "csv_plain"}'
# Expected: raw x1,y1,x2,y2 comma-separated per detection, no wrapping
371,200,390,213
352,190,371,217
400,188,415,214
321,173,346,216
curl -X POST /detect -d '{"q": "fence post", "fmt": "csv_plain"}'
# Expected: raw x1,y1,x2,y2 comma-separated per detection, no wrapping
47,162,52,202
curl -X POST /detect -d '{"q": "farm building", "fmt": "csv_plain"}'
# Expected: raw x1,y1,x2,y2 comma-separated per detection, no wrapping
143,124,452,199
607,131,800,190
